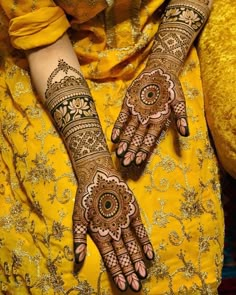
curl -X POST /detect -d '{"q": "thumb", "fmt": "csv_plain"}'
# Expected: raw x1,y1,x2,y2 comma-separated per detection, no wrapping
171,82,189,137
73,219,88,265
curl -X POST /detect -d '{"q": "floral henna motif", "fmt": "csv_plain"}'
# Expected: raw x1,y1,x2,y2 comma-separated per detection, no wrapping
45,60,154,291
82,170,136,241
126,68,174,125
149,0,211,74
112,66,188,166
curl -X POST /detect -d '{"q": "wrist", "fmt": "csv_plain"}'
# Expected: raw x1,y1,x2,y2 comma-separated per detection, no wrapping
146,53,182,75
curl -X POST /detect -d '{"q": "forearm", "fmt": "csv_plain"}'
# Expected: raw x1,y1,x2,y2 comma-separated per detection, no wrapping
148,0,213,74
27,34,111,180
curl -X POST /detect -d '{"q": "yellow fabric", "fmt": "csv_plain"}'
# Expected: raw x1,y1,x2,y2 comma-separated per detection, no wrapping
9,7,70,50
197,0,236,178
0,1,224,294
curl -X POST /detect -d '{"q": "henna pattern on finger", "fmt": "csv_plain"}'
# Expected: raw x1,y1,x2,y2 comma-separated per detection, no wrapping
132,216,155,260
122,228,147,279
111,110,129,143
45,60,153,291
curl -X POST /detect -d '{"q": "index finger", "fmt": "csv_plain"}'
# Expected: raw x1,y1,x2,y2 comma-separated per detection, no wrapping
111,105,130,143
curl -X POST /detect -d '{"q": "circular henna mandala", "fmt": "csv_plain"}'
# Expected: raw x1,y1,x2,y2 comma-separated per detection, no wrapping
127,68,175,125
140,84,160,105
98,193,119,218
82,171,136,241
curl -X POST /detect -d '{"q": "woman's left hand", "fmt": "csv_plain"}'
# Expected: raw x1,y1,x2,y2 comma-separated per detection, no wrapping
111,64,189,166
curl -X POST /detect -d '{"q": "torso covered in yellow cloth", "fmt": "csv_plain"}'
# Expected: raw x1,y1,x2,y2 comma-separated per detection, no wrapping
0,0,224,294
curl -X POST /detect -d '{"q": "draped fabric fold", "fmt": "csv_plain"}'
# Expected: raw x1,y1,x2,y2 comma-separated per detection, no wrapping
9,7,70,50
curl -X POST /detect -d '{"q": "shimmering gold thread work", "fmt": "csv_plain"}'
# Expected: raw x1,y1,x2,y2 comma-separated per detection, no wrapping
44,60,154,292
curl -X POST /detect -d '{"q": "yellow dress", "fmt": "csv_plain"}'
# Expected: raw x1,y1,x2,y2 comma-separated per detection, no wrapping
0,0,224,294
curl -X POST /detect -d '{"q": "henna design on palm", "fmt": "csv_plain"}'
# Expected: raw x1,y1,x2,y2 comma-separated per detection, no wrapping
73,169,154,291
112,67,189,166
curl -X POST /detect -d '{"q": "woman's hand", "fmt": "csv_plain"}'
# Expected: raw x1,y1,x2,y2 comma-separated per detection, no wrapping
73,160,154,292
111,64,189,166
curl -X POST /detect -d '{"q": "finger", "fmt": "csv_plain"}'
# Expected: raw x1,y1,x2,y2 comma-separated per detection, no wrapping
135,123,163,165
131,216,154,261
111,106,130,143
171,84,189,137
122,124,147,167
73,219,88,265
116,116,139,157
122,227,147,279
113,239,142,292
93,236,127,291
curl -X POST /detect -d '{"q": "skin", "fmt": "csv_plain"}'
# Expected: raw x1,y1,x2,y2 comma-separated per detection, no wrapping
26,0,213,291
111,0,213,166
27,37,154,292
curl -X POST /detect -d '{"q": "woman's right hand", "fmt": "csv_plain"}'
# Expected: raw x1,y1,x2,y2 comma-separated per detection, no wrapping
72,158,154,292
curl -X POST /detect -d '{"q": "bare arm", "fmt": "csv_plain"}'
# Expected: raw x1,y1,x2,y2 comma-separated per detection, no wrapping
26,33,154,292
148,0,213,73
112,0,213,166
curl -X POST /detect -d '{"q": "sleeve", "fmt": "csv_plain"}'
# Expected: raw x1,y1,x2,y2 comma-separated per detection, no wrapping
0,0,70,50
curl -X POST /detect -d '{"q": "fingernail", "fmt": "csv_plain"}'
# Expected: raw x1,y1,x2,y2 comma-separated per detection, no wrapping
127,273,142,292
117,141,128,157
135,261,147,279
122,151,135,166
114,274,127,291
111,128,121,143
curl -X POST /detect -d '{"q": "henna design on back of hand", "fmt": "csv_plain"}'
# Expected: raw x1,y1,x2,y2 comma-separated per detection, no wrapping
112,65,188,166
45,60,154,292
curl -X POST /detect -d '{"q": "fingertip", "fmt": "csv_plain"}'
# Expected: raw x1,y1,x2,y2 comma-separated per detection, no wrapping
111,128,121,143
143,243,155,261
127,273,142,292
122,151,135,167
74,242,87,264
116,141,128,157
176,117,189,137
113,274,128,292
179,125,189,137
134,261,147,279
135,151,147,166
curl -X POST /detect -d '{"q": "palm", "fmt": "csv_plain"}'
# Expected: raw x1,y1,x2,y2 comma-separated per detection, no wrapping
111,66,189,166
